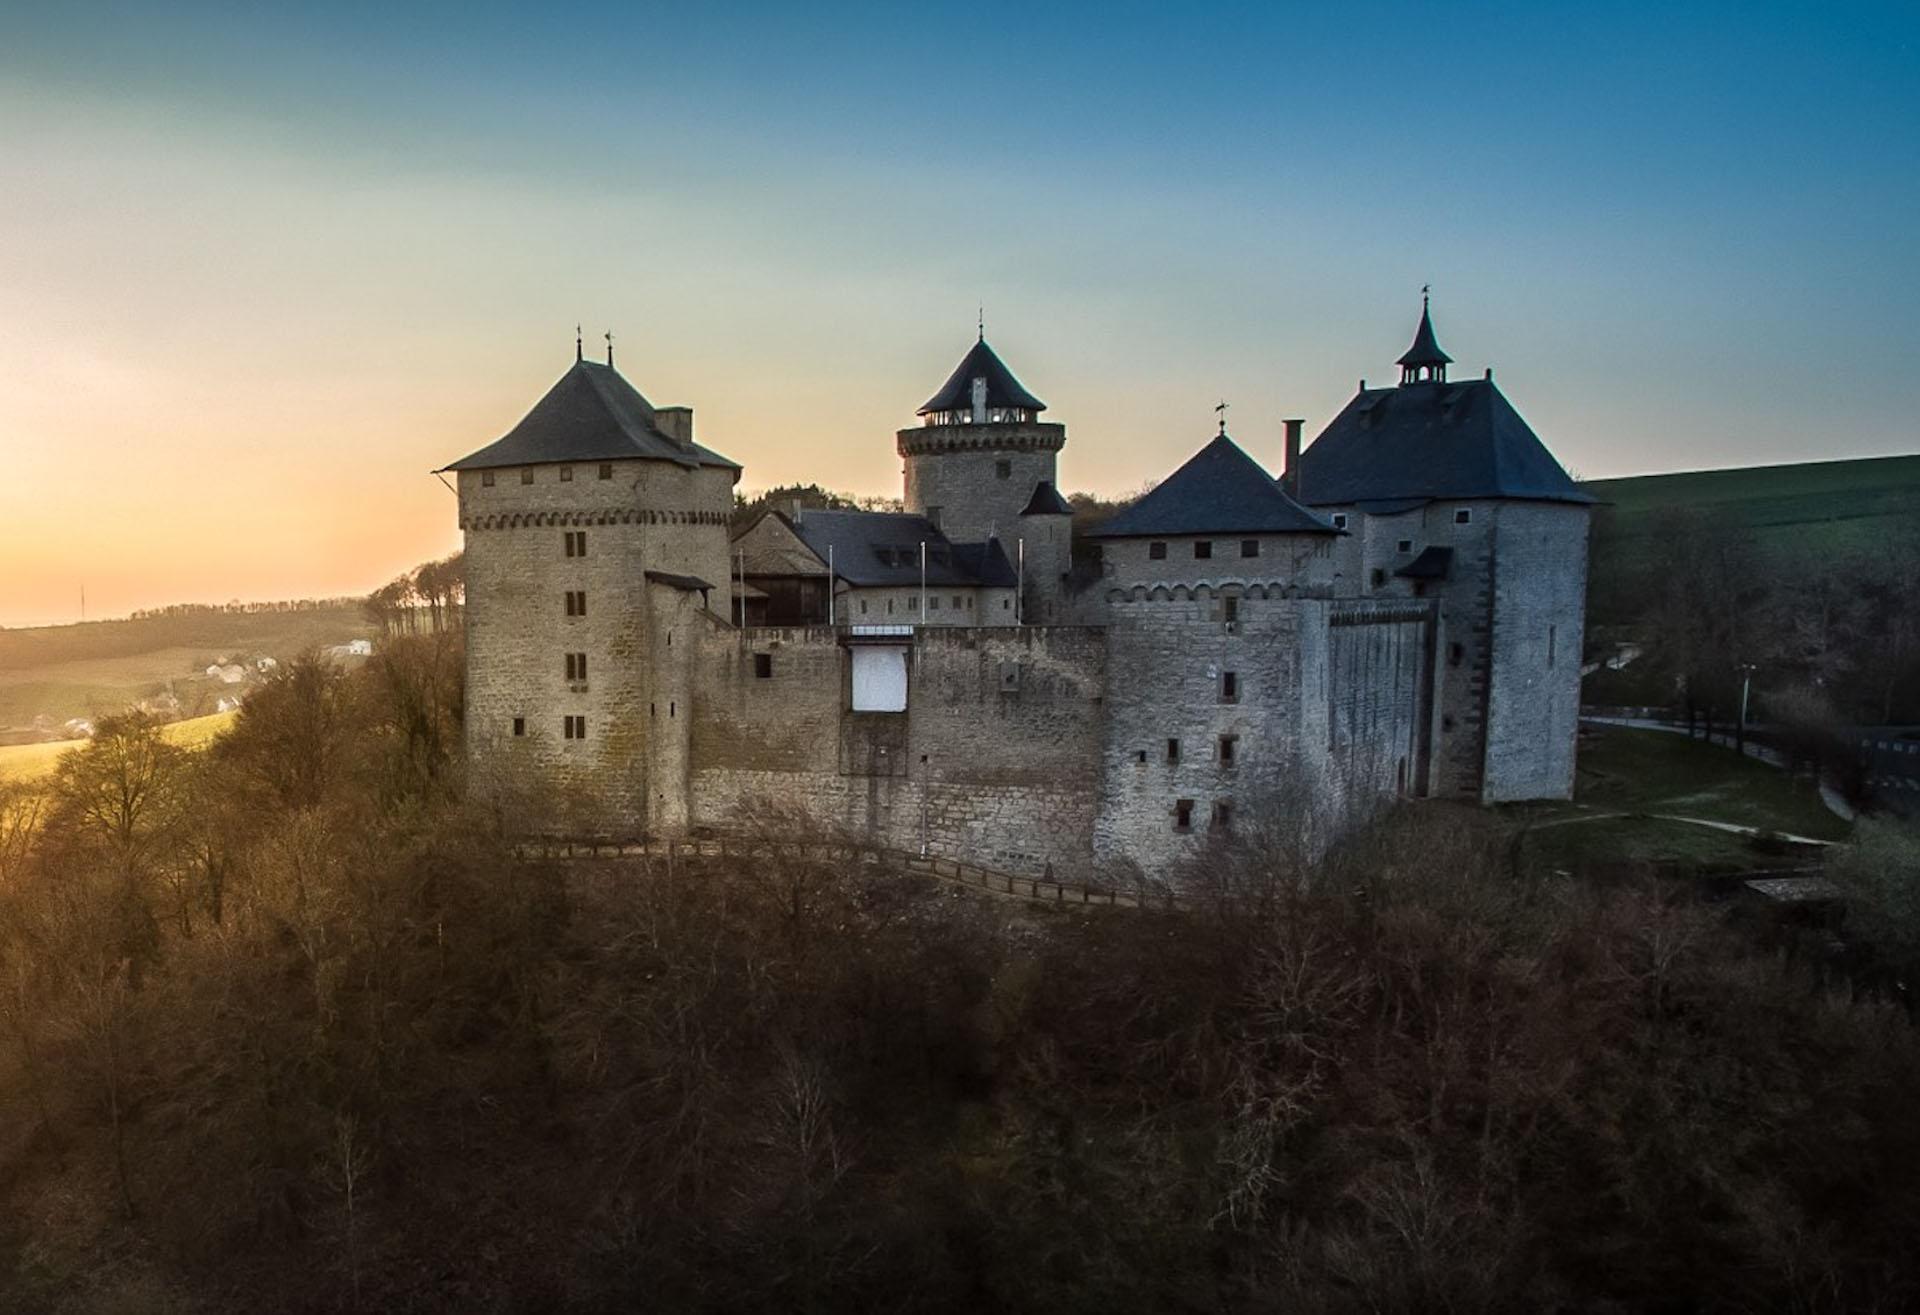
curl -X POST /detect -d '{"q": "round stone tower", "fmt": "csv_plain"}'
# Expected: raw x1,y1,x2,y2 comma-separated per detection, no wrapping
898,335,1067,548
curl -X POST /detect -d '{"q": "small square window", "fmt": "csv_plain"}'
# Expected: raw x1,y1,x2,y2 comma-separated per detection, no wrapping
512,717,525,737
1167,737,1181,764
520,468,535,485
1397,539,1413,553
754,653,773,679
598,463,613,480
1149,541,1168,560
995,459,1012,479
1219,734,1237,766
1174,799,1195,832
1454,508,1473,525
560,466,573,482
481,470,496,488
1331,513,1348,530
1135,749,1147,764
1240,539,1259,558
1194,540,1213,560
1220,671,1238,702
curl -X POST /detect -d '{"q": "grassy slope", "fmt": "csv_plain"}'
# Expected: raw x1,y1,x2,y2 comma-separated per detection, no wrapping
0,606,371,727
0,710,238,784
1512,725,1850,872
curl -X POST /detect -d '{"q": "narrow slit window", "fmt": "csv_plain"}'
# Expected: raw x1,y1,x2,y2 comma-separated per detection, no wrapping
1211,800,1232,830
754,652,773,679
512,717,525,737
1220,671,1238,702
1174,799,1195,832
1219,734,1237,766
1167,737,1180,764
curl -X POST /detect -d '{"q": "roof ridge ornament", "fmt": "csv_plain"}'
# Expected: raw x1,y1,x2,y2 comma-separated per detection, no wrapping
604,330,614,368
1397,289,1452,385
1215,399,1229,436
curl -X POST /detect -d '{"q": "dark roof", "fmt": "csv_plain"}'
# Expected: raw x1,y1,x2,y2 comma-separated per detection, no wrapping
1397,304,1453,369
1020,480,1073,516
1395,546,1454,581
1088,433,1339,539
787,510,1018,588
443,359,739,473
644,571,715,593
918,338,1046,415
1298,378,1595,507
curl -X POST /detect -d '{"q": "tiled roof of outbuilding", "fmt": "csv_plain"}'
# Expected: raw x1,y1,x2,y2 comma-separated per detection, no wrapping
1087,433,1339,539
918,338,1046,415
443,359,739,473
1297,379,1594,507
1020,480,1073,516
787,510,1018,589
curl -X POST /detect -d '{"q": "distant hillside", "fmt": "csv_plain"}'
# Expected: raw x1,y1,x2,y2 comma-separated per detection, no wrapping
1584,454,1920,629
0,603,374,732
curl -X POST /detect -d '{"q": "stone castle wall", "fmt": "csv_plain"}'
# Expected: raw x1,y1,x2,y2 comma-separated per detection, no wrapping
1482,502,1589,802
899,422,1064,544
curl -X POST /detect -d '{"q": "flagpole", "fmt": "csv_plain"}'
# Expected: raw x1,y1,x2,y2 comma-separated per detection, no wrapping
827,545,836,625
920,542,928,624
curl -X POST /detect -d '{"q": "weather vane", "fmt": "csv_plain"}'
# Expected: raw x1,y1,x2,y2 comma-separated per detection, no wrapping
977,304,984,341
1215,399,1229,435
575,324,583,362
1422,282,1431,309
604,330,614,367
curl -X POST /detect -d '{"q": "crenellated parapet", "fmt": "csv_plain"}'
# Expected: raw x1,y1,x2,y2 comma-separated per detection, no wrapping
896,421,1065,459
460,508,729,531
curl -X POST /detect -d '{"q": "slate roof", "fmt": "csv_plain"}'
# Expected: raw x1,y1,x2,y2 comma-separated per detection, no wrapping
1297,379,1595,507
1397,304,1453,369
644,571,716,593
443,359,740,473
786,510,1018,588
1395,546,1454,581
1020,480,1073,516
918,338,1046,415
1087,433,1340,539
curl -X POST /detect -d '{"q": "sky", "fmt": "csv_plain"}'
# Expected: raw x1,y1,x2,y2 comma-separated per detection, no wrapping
1,0,1916,626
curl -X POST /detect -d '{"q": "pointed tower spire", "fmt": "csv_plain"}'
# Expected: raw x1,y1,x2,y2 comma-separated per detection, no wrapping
1397,287,1452,385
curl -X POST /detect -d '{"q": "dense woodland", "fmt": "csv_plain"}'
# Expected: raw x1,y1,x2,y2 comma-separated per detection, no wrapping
2,637,1919,1311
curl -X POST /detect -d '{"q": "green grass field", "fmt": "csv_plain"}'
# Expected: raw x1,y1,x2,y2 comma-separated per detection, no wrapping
0,605,371,729
0,710,238,785
1509,725,1850,874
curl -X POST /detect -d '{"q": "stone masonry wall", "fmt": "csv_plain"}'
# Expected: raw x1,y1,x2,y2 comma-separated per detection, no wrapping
687,624,1107,879
1482,502,1590,802
899,422,1064,545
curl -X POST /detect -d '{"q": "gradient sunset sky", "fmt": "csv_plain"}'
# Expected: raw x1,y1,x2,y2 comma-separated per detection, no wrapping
3,0,1916,626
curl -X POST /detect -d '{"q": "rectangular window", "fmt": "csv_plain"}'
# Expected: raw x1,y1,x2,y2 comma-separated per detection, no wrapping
564,531,587,558
754,652,773,679
930,596,941,610
1211,800,1232,830
1448,642,1464,667
598,463,613,480
1167,737,1180,764
1222,596,1239,625
1370,568,1386,589
1240,539,1259,558
1194,540,1213,559
1149,541,1168,560
512,717,525,737
1548,624,1557,667
860,600,869,614
560,466,574,482
952,595,962,609
563,715,586,740
1220,670,1238,702
1454,508,1473,525
565,590,586,617
1397,539,1413,553
1331,513,1348,529
1174,799,1195,832
1219,734,1237,766
481,470,496,487
565,652,587,682
520,468,535,485
995,459,1012,479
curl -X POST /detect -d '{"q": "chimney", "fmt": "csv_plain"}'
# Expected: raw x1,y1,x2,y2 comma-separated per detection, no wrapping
1281,418,1304,499
654,406,694,449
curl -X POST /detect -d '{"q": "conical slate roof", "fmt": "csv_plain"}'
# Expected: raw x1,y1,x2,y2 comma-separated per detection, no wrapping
1297,378,1593,507
918,338,1046,415
1397,304,1453,369
442,359,739,472
1087,433,1339,538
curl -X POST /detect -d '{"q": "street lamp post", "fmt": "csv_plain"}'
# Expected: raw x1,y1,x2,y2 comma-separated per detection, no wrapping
1736,662,1757,756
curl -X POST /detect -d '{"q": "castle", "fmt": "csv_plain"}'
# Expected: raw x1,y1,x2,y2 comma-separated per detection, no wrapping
444,305,1592,880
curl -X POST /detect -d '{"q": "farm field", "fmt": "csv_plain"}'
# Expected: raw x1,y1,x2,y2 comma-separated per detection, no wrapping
0,604,371,729
0,710,238,784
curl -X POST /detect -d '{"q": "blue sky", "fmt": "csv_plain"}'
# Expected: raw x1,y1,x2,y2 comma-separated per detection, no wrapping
1,0,1916,621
